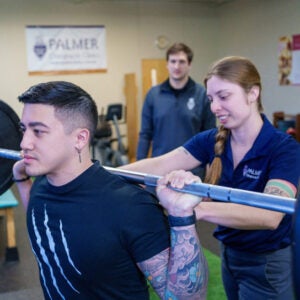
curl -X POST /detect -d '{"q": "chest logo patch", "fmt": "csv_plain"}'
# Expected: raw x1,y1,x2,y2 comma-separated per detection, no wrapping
187,98,195,110
243,165,262,180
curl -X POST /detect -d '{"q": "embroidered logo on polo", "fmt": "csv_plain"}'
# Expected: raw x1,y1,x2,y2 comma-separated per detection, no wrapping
187,98,195,110
243,165,262,180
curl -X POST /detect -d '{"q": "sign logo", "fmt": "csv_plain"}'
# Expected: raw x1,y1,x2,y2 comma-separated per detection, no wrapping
34,36,47,59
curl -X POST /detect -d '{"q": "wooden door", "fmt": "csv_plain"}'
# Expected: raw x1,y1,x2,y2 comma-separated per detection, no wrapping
142,59,169,99
124,60,168,162
124,73,138,162
140,59,169,157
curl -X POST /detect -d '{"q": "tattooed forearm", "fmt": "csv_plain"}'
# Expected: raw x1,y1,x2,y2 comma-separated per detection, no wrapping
167,226,208,299
138,249,169,298
137,225,208,300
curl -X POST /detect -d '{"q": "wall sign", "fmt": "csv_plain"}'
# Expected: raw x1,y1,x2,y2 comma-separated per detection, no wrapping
26,25,106,75
278,34,300,85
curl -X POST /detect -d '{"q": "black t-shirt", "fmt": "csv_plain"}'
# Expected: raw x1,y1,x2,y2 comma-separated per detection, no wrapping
27,161,170,299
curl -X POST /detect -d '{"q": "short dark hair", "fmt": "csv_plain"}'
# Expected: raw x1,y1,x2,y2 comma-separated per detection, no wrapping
18,81,98,142
166,42,193,63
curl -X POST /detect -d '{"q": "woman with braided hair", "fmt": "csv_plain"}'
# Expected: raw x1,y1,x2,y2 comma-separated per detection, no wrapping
122,56,300,299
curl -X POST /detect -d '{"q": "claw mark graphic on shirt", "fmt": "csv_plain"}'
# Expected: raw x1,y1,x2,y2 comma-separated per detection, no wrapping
44,209,80,293
60,220,81,275
31,208,65,299
31,206,82,298
30,241,52,299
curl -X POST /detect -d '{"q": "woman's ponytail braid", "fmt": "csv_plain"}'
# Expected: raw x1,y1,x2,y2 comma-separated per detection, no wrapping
204,126,229,185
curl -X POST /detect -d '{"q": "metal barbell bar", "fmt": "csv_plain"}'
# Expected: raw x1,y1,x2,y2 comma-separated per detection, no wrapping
0,148,296,214
0,148,22,161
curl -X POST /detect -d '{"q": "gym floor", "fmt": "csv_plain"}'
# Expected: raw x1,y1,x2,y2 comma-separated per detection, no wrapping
0,184,220,299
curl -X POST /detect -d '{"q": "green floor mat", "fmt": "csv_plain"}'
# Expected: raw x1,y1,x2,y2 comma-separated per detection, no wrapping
203,248,226,300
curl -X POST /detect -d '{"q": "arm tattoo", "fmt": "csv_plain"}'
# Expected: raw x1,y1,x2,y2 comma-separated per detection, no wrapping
138,226,208,299
167,226,208,299
178,147,192,157
265,179,296,198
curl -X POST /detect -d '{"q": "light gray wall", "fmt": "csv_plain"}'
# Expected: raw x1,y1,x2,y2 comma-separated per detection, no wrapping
0,0,299,123
0,0,217,117
216,0,300,119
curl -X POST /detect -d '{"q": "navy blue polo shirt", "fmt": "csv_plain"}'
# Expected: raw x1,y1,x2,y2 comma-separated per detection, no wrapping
137,78,215,159
184,114,300,253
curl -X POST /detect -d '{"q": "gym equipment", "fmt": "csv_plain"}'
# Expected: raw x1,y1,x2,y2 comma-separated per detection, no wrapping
105,167,296,214
293,197,300,296
0,100,22,261
0,189,19,261
0,148,22,161
0,148,296,214
0,100,22,196
92,104,129,167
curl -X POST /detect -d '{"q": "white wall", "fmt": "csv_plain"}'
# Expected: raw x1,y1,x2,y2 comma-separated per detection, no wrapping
216,0,300,119
0,0,299,123
0,0,217,117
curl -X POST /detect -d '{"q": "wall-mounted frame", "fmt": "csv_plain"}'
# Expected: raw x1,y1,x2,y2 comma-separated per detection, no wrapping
26,25,106,75
278,34,300,86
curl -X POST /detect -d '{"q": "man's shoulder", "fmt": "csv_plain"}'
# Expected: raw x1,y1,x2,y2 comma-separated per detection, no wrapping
189,77,206,91
108,175,158,202
145,79,171,99
156,79,170,92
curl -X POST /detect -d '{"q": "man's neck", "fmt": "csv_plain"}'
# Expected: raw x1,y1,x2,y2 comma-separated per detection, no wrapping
46,155,93,187
169,76,189,90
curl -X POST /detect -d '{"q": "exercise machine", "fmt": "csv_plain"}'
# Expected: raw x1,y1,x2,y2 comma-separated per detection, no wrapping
91,103,129,167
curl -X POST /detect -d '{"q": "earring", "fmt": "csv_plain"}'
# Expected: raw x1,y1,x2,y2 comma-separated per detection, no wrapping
76,148,82,163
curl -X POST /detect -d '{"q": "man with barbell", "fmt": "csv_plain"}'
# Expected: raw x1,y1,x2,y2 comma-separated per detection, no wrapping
12,81,208,299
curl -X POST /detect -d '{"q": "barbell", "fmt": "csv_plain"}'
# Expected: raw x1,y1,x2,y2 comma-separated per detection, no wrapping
0,147,296,214
0,147,299,296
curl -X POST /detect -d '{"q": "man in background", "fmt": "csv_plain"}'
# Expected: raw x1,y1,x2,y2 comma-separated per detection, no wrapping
136,42,215,178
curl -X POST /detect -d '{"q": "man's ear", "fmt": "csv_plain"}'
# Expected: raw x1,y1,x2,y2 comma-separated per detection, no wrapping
75,128,90,148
